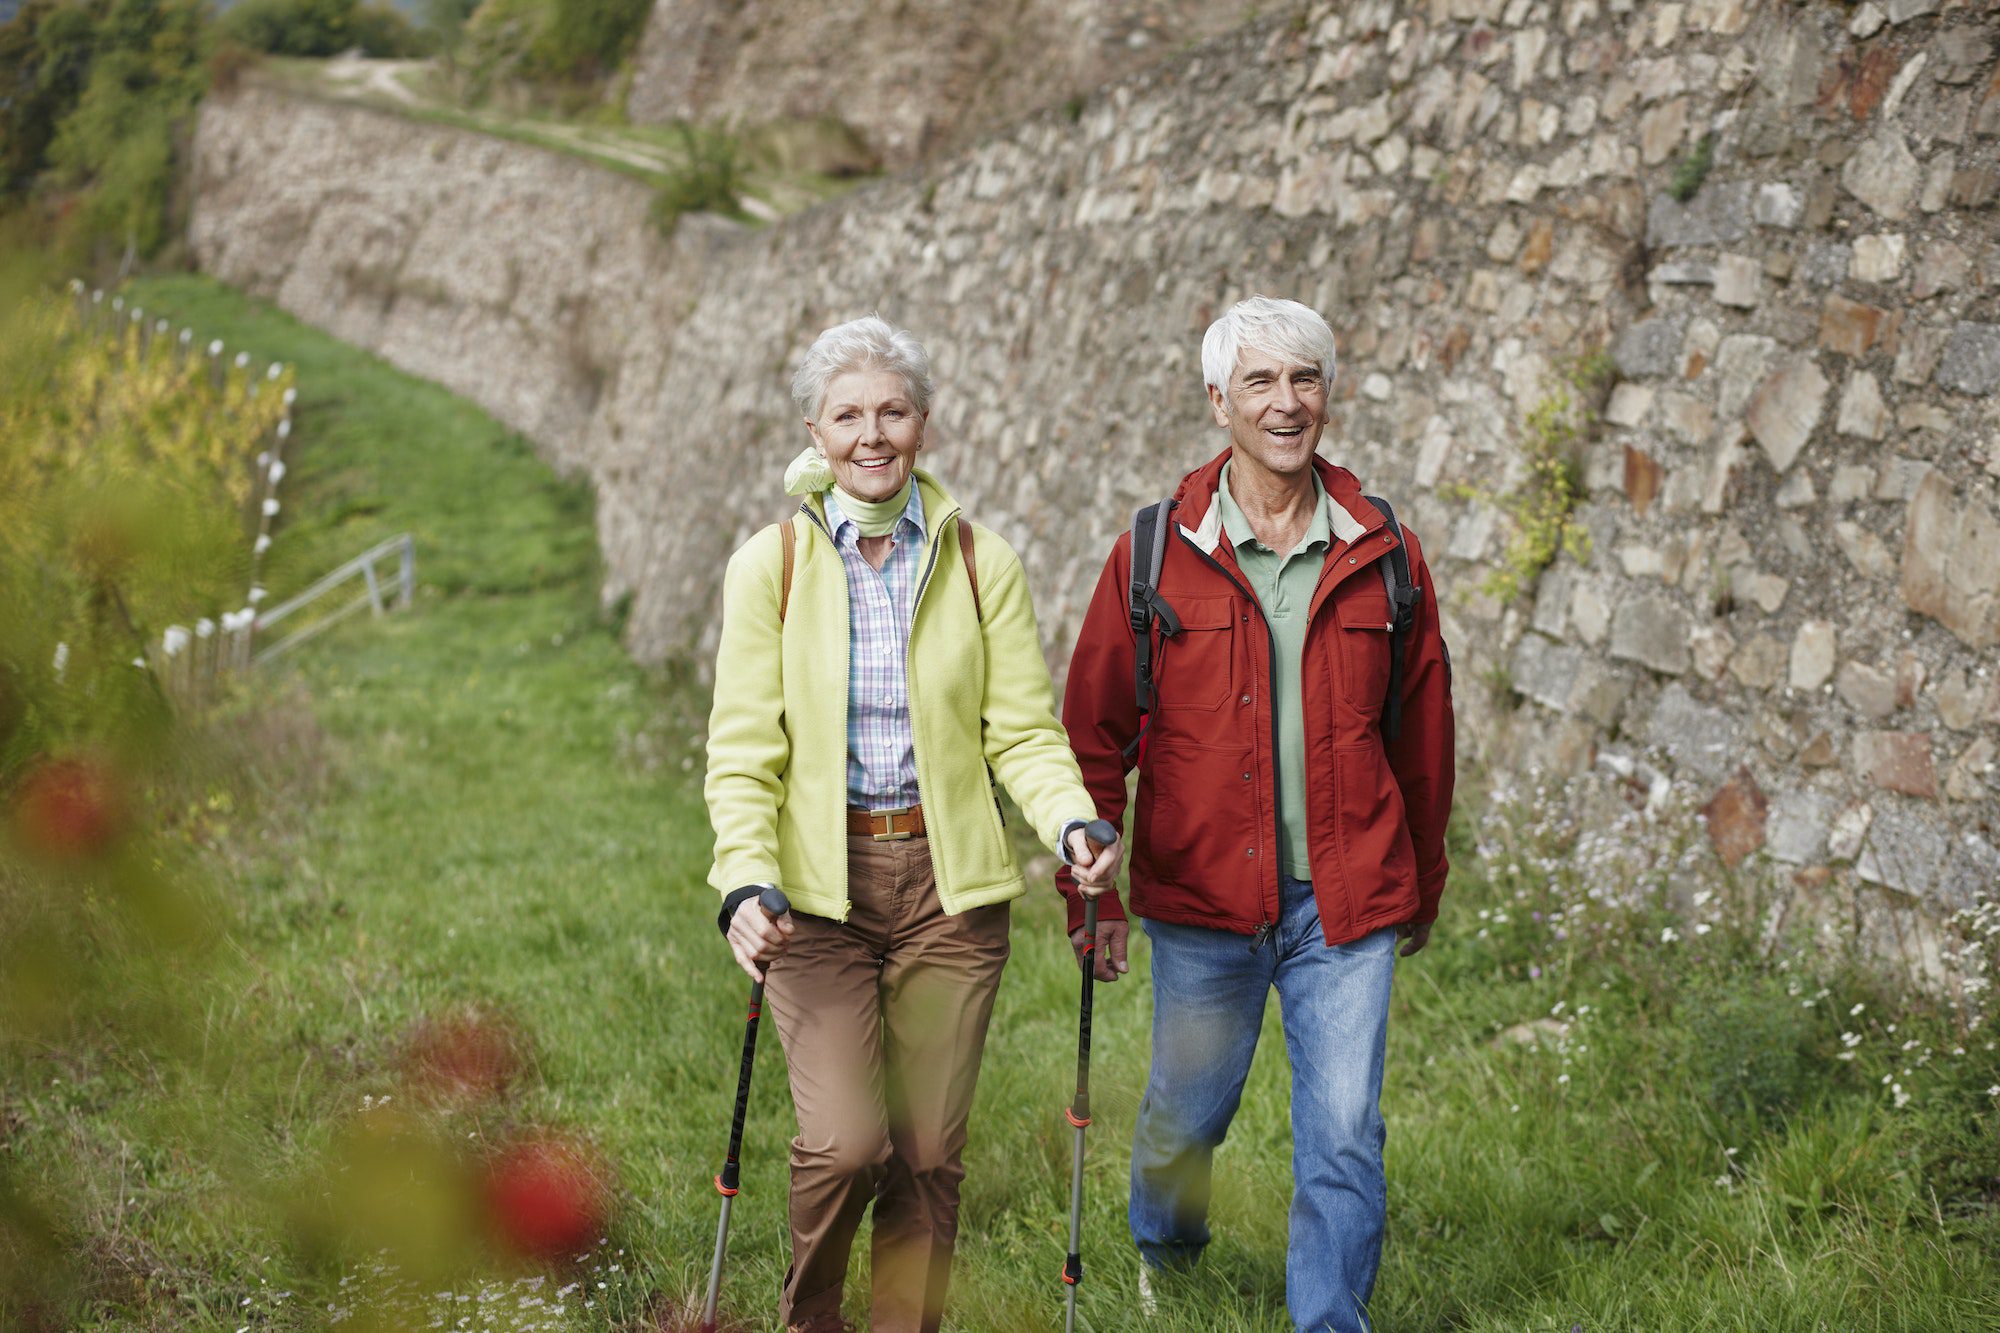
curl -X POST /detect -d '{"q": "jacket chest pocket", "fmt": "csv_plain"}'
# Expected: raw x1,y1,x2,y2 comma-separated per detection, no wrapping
1156,597,1237,712
1332,586,1394,718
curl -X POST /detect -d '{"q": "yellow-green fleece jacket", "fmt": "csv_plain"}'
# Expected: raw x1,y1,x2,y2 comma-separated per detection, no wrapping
704,470,1094,919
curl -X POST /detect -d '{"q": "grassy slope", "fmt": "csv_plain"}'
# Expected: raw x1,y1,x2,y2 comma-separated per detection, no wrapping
20,273,1997,1330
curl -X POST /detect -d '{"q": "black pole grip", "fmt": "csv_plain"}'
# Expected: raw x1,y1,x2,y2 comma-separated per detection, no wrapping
1083,819,1117,853
1070,896,1099,1124
718,976,768,1193
758,886,791,919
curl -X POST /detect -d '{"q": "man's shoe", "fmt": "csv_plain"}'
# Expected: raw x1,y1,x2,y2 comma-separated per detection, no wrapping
784,1317,853,1332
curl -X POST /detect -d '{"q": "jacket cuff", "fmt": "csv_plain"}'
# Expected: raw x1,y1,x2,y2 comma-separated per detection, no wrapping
1058,878,1127,935
1413,863,1448,924
717,884,767,935
1055,818,1088,865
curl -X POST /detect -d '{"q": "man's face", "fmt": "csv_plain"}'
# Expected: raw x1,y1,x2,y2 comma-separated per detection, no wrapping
1207,347,1329,480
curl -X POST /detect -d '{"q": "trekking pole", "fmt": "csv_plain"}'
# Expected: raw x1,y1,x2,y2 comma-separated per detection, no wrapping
702,886,791,1333
1063,819,1119,1333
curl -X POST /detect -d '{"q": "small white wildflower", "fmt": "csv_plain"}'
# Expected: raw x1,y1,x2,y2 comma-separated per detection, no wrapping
1660,926,1680,944
1850,1003,1865,1016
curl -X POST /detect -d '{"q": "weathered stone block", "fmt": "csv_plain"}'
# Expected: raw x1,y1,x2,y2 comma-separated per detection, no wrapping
1819,295,1893,358
1610,591,1692,676
1874,456,1934,502
1853,730,1938,798
1911,240,1970,300
1510,632,1581,713
1945,737,1995,803
1692,625,1735,680
1605,383,1653,428
1837,661,1899,719
1645,683,1741,779
1849,234,1906,282
1855,804,1950,904
1835,370,1890,440
1623,445,1663,516
1713,253,1762,308
1640,98,1690,165
1948,166,1998,209
1829,801,1875,860
1934,27,1995,85
1841,132,1920,219
1799,242,1853,289
1790,620,1837,691
1833,521,1897,580
1935,322,2000,395
1753,182,1802,228
1901,473,2000,647
1570,579,1610,647
1893,324,1949,385
1702,767,1769,867
1715,334,1777,418
1645,181,1751,248
1936,668,1987,731
1745,357,1829,473
1728,633,1788,690
1613,314,1686,379
1767,789,1836,864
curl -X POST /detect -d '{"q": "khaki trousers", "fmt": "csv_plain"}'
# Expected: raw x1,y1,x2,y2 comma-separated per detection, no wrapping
764,831,1011,1333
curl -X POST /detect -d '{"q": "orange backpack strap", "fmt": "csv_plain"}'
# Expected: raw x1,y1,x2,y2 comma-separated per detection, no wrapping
958,517,981,622
779,518,795,622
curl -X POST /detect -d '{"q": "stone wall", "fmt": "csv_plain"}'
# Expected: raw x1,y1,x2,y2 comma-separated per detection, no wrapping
624,0,1251,168
189,0,2000,977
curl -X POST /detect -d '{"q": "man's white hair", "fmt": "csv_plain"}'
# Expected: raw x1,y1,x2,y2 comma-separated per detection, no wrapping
790,314,936,420
1200,296,1338,403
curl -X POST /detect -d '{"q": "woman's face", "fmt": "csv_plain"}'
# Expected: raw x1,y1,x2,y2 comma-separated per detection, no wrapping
807,368,925,504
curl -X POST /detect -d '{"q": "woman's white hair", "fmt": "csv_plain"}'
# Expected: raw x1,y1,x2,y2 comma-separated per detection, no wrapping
1200,296,1338,403
790,314,937,420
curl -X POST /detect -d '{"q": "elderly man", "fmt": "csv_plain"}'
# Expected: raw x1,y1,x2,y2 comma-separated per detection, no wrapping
1056,296,1455,1332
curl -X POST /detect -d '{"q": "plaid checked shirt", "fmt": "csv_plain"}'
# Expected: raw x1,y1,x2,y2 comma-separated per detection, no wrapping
825,487,927,810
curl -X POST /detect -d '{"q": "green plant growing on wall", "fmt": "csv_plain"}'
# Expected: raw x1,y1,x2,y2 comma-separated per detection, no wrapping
1668,134,1715,203
1462,351,1611,606
649,124,744,234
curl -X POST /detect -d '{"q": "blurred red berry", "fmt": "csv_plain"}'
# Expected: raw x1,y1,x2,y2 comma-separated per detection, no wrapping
13,757,124,861
483,1134,609,1263
403,1009,523,1103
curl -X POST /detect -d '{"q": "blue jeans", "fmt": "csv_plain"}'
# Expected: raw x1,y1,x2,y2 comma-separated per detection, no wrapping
1129,875,1397,1333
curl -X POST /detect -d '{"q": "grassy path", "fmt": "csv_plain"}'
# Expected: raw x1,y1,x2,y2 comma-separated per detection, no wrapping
24,274,1997,1330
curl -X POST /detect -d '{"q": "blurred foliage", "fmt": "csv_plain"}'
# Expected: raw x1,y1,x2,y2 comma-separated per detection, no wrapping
0,286,290,669
457,0,650,101
0,0,209,268
649,121,744,233
218,0,431,60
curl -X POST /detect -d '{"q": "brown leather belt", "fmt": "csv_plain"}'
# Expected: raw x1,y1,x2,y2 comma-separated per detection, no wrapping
847,804,926,840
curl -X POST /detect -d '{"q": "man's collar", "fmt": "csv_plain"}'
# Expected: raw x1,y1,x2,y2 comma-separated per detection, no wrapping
1216,460,1332,555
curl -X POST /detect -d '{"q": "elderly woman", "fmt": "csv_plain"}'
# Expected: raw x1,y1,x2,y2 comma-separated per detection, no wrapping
705,315,1120,1333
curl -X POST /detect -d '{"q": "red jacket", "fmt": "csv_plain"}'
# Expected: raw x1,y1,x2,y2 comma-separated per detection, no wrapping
1058,450,1455,946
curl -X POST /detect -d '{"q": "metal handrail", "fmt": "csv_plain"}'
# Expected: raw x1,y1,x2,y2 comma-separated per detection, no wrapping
254,533,415,664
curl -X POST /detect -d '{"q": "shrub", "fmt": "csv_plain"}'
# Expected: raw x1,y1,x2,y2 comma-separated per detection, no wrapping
219,0,428,59
459,0,650,94
1,0,210,265
650,124,743,233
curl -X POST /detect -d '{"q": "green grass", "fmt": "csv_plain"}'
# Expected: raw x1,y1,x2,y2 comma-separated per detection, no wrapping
4,274,1996,1329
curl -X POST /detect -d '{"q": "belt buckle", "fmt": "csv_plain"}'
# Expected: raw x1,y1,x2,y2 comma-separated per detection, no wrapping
873,806,914,842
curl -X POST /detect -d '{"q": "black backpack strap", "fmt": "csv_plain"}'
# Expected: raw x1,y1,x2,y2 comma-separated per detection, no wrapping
1365,496,1418,744
1123,498,1180,766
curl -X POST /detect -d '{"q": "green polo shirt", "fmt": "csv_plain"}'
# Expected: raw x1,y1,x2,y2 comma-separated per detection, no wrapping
1217,461,1332,881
